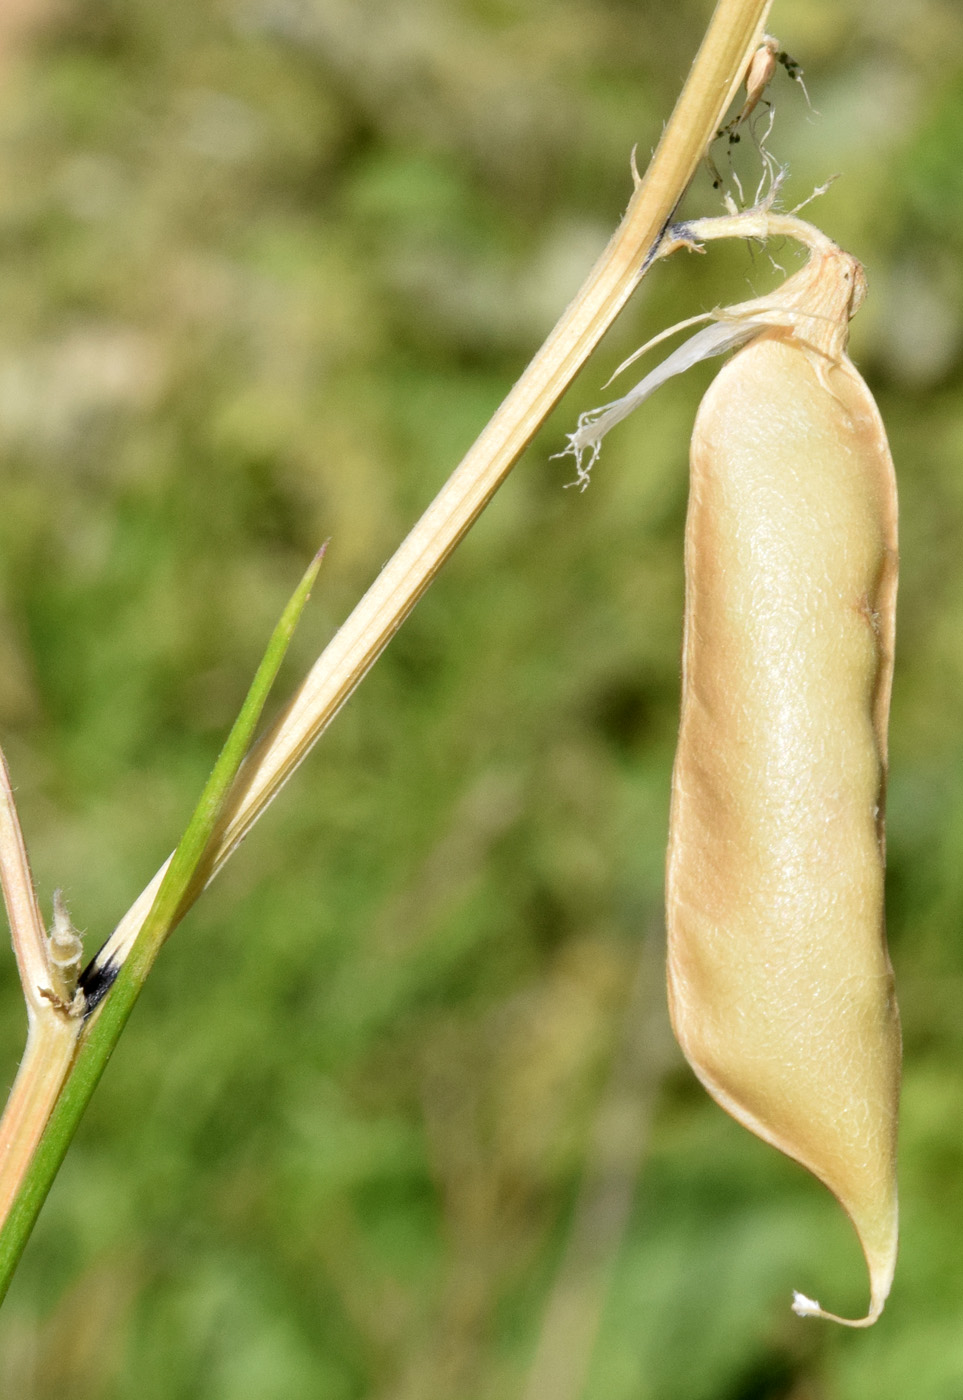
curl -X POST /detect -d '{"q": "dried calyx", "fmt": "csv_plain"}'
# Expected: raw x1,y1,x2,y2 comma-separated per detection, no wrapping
557,205,863,491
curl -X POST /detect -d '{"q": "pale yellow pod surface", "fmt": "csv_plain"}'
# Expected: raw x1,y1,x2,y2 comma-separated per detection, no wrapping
666,302,900,1325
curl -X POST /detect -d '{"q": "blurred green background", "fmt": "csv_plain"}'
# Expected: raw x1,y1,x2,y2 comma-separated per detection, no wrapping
0,0,960,1395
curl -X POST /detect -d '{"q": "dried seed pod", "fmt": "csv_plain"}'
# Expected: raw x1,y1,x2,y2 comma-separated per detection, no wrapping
664,217,899,1326
558,208,900,1325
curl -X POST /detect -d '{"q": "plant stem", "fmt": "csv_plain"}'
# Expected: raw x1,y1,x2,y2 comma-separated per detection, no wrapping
99,0,774,970
202,0,776,864
0,1017,81,1225
0,0,772,1303
0,552,324,1297
0,749,52,1018
0,749,86,1223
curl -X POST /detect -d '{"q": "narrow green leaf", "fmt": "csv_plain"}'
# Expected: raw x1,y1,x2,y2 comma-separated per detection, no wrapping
0,547,326,1299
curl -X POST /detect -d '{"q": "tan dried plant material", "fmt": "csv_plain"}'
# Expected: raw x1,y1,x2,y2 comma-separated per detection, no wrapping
720,34,808,139
41,891,85,1017
707,35,808,195
560,205,900,1327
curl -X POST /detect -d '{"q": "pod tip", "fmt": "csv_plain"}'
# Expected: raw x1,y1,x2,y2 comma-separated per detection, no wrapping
791,1289,883,1328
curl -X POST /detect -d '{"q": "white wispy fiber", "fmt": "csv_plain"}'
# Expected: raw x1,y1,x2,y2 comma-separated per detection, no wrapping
558,317,770,490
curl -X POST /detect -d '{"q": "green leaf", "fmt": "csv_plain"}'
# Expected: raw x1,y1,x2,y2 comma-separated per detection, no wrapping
0,546,326,1301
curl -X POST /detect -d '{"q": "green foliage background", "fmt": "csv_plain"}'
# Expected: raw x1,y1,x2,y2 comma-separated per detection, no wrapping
0,0,961,1395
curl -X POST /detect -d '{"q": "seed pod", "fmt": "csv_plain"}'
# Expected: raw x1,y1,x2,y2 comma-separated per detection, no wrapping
665,220,900,1326
557,210,901,1325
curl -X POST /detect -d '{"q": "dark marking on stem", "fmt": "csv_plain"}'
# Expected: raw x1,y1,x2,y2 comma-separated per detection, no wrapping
78,955,120,1016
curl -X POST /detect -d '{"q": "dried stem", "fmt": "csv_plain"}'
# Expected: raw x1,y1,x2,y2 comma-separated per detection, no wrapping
0,752,84,1221
0,749,52,1021
96,0,774,974
0,1017,81,1224
0,0,772,1293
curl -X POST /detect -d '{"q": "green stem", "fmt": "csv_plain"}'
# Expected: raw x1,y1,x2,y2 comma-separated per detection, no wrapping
0,549,324,1300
